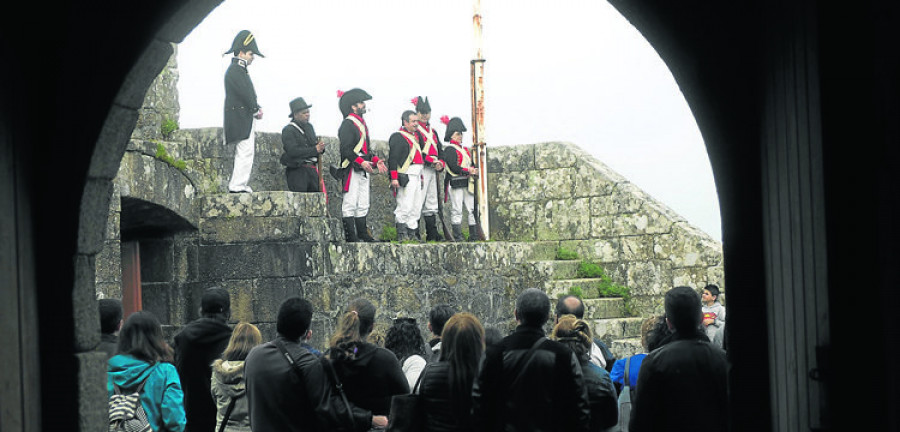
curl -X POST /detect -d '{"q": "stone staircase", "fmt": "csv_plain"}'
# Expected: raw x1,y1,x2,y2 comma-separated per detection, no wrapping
526,243,645,359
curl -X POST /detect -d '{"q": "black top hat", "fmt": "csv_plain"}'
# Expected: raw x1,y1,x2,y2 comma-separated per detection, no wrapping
224,30,265,57
339,88,372,117
288,97,312,118
413,96,431,114
443,117,467,142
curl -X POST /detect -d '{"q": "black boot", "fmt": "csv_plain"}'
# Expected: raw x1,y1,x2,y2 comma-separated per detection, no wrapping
342,217,358,242
355,217,377,242
469,225,479,242
452,224,463,242
424,215,443,242
395,223,408,242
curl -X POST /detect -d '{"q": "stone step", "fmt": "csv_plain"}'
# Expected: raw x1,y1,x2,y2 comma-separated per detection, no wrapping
592,317,646,340
609,337,643,359
526,241,562,261
544,278,606,299
530,260,582,280
582,297,627,319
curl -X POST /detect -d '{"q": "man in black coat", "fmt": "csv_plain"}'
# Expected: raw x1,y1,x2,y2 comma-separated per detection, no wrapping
471,288,591,432
223,30,264,194
173,287,234,432
281,97,325,192
244,296,386,432
629,286,728,431
335,88,386,242
97,298,122,359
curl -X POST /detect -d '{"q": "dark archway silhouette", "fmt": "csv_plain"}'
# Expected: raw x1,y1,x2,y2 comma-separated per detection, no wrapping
1,0,898,430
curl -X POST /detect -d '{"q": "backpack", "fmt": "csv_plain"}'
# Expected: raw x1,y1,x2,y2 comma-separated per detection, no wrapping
617,356,634,432
109,376,152,432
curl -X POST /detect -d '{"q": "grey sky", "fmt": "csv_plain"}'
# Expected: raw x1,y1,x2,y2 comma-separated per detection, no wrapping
176,0,722,241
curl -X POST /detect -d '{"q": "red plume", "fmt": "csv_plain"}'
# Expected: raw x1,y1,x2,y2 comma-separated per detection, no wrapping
411,97,419,106
440,115,450,126
336,90,345,98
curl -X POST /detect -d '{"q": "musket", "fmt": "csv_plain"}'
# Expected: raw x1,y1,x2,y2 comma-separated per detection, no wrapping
317,139,327,204
435,170,455,242
470,163,487,241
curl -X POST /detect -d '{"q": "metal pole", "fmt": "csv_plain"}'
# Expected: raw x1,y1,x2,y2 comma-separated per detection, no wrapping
471,0,490,239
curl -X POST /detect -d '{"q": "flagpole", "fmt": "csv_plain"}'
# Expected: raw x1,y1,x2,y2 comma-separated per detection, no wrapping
471,0,490,240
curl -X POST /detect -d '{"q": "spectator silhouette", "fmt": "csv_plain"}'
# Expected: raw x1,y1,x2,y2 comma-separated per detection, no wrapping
244,296,384,431
384,317,429,389
472,288,590,432
427,304,456,361
108,311,186,432
629,286,728,432
701,284,726,349
210,322,262,432
327,298,409,415
552,314,618,431
174,287,234,432
556,295,615,370
610,315,659,393
419,312,485,432
98,298,123,359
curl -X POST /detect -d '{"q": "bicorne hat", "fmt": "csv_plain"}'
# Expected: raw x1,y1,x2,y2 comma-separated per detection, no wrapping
412,96,431,114
224,30,265,57
288,97,312,118
338,88,372,117
442,116,467,142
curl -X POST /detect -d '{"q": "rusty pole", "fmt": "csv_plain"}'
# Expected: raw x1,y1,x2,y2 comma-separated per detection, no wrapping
471,0,490,239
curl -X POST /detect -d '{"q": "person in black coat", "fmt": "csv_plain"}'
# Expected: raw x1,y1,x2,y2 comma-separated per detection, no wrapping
471,288,591,432
418,312,485,432
244,296,384,432
173,287,234,432
223,30,263,194
326,298,409,415
98,298,123,359
281,97,324,193
629,286,728,432
551,314,618,431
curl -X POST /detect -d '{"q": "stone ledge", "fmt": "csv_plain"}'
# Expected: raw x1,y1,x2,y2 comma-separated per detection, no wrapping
593,317,646,340
200,191,327,218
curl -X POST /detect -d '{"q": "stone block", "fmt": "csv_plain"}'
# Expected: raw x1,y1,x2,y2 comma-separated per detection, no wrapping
490,201,537,241
536,198,591,241
95,241,122,284
200,216,302,244
535,142,579,169
574,162,617,197
78,178,114,255
253,278,305,322
140,238,174,282
73,255,101,352
609,337,643,359
200,191,327,219
77,351,110,432
173,237,199,282
583,298,627,319
142,282,174,324
487,144,535,173
590,214,617,238
654,222,723,267
612,209,675,237
198,243,317,281
620,235,656,261
593,317,645,340
625,261,672,297
559,239,620,263
490,168,576,202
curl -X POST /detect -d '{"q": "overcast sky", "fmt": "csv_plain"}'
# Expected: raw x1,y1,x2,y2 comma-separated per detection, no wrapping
176,0,722,241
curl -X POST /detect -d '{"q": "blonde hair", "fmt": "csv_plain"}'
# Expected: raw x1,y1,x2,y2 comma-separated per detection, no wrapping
222,322,262,361
551,314,593,357
640,315,658,351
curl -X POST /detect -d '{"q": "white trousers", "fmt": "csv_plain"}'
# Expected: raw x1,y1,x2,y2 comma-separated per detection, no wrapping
341,169,371,218
228,122,256,192
394,164,425,229
450,186,476,225
420,166,439,216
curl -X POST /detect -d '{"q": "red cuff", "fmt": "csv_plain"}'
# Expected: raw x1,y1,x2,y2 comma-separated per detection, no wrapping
354,157,364,165
372,156,381,164
391,171,398,180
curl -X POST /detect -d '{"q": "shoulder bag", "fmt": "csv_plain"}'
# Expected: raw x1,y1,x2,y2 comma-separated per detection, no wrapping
384,363,428,432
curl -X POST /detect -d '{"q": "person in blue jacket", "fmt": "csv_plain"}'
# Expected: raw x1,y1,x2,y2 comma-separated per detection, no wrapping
108,311,186,432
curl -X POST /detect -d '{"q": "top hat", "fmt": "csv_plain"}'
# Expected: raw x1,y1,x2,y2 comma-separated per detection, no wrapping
412,96,431,114
443,116,467,142
224,30,265,57
288,97,312,118
338,88,372,117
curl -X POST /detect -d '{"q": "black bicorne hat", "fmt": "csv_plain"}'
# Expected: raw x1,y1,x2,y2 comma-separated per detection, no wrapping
412,96,431,114
339,88,372,117
224,30,265,57
443,117,467,142
288,97,312,118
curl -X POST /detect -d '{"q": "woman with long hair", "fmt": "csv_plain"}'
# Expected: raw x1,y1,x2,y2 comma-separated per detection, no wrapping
551,314,618,431
108,311,186,432
384,317,429,389
326,298,409,415
419,312,485,432
210,322,262,432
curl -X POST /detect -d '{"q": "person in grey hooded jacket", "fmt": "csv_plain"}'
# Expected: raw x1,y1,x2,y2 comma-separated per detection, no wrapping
210,322,262,432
